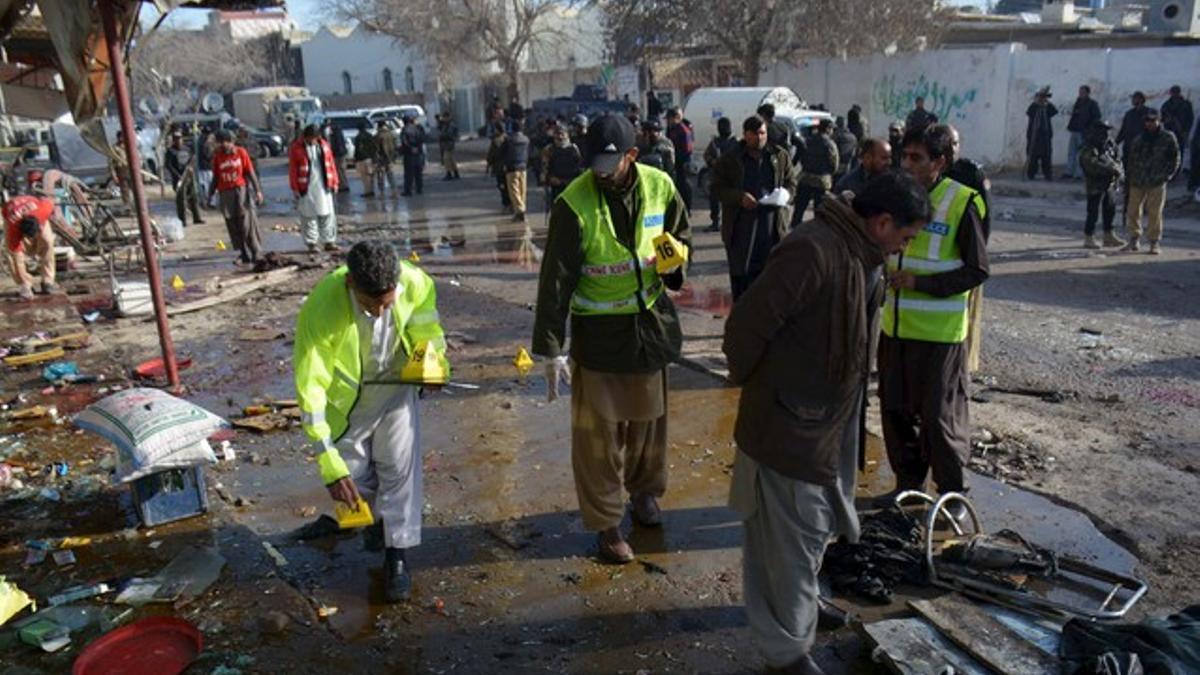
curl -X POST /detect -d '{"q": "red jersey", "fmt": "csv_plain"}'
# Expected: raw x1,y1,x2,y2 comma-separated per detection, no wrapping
212,146,255,192
4,195,55,253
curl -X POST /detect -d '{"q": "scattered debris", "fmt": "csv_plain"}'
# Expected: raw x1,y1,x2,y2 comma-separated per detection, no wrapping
262,541,289,568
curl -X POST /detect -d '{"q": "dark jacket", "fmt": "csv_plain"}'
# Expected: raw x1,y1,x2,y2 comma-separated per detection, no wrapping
400,124,427,157
165,145,193,185
1116,105,1151,157
906,107,937,132
712,141,797,246
1127,129,1181,187
501,131,530,171
543,143,583,185
833,128,857,175
637,137,675,178
799,134,839,189
1161,95,1195,145
766,119,791,151
437,121,458,150
327,126,348,158
723,195,884,486
353,130,377,163
1080,141,1122,196
1025,102,1058,152
1067,97,1102,133
703,134,738,169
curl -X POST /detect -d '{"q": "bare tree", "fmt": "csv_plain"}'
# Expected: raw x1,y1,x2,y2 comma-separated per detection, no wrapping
328,0,573,103
600,0,948,86
130,28,273,113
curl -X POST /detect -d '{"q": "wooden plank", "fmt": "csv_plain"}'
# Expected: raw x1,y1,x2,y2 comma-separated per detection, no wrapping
164,267,297,317
858,618,988,675
4,346,65,367
909,595,1060,675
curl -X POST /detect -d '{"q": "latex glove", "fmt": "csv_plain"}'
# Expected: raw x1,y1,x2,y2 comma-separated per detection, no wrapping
545,355,571,402
316,447,350,485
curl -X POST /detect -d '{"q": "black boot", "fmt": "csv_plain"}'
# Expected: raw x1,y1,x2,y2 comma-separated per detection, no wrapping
363,520,384,552
384,547,411,603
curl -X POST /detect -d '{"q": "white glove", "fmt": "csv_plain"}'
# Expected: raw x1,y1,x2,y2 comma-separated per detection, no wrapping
545,355,571,402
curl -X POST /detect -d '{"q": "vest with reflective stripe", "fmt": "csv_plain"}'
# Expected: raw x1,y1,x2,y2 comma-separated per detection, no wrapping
882,176,984,344
560,166,676,315
294,262,446,448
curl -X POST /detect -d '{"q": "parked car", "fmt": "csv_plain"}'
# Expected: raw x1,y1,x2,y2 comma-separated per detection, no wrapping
367,105,425,127
315,110,374,166
248,128,285,158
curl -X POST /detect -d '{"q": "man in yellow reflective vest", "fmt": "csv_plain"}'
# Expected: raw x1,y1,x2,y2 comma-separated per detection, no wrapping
532,114,691,564
878,125,990,519
294,240,447,602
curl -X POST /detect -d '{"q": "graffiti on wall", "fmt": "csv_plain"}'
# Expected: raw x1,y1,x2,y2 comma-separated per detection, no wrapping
873,74,978,122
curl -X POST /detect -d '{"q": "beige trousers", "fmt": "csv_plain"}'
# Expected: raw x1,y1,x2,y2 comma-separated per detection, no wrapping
356,159,375,194
505,170,527,215
965,286,983,374
1126,184,1166,242
571,365,669,531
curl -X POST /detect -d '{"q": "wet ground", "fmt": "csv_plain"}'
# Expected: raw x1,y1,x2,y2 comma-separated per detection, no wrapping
1,149,1196,673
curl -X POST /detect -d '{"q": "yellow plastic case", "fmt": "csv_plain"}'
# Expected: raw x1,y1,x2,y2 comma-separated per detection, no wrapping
334,498,374,529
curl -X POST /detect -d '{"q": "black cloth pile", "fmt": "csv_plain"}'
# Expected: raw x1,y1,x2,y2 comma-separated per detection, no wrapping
823,508,926,603
1061,605,1200,675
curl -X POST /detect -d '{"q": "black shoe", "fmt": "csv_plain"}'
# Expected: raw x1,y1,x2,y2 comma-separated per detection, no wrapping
817,597,850,630
443,173,453,181
401,191,413,197
363,520,384,552
384,547,411,603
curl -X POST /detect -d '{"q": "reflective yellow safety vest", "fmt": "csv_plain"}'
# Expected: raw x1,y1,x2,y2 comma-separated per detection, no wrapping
559,166,677,315
294,262,446,451
882,176,985,344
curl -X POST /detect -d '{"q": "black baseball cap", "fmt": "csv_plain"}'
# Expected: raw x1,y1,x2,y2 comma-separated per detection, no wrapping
1143,107,1160,120
586,114,636,175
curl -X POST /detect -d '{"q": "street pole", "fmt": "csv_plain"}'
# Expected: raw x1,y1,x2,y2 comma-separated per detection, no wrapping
99,0,181,390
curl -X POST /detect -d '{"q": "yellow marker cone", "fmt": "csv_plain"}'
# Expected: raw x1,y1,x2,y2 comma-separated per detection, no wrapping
170,274,186,291
408,250,420,263
216,239,227,251
400,340,448,385
653,232,688,275
513,347,534,376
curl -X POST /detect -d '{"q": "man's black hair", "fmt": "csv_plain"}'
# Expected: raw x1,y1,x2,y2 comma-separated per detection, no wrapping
302,124,320,139
743,116,765,132
902,124,953,161
215,129,233,142
717,117,732,135
18,216,39,239
860,137,883,156
1080,84,1091,95
756,103,775,119
347,241,398,296
852,171,932,227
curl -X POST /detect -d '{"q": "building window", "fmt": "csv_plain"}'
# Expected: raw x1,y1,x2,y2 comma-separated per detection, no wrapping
405,66,415,93
382,68,394,91
342,71,352,95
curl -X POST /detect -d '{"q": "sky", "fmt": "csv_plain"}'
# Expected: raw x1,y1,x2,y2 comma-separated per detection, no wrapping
146,0,982,31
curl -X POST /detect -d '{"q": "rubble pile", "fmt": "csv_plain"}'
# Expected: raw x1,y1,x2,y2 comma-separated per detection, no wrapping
968,428,1052,484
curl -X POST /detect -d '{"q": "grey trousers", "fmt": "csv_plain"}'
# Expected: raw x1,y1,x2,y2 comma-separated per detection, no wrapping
300,213,337,246
729,450,835,667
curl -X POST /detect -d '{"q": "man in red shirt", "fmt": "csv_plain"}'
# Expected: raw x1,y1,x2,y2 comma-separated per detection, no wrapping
3,193,59,300
206,129,264,265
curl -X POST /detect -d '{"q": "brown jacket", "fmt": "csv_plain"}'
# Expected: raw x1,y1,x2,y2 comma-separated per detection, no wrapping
712,141,797,247
722,196,884,486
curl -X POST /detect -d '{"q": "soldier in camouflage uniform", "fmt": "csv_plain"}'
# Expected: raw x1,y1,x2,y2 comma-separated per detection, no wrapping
1079,121,1125,250
1122,109,1180,255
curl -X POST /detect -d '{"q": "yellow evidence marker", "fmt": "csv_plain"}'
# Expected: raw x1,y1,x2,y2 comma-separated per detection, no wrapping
400,340,449,385
216,239,227,251
652,232,688,275
334,498,374,529
170,274,186,290
513,347,535,376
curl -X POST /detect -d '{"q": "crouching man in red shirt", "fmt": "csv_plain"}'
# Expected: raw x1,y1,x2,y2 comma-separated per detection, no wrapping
3,193,60,300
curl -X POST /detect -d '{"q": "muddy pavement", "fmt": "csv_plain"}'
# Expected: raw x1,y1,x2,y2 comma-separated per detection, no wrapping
0,152,1195,673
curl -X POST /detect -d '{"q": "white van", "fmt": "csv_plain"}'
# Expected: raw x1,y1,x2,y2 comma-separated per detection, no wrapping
683,87,832,185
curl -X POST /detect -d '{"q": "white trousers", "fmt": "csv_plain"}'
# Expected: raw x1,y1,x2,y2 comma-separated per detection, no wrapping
336,384,423,548
301,212,337,246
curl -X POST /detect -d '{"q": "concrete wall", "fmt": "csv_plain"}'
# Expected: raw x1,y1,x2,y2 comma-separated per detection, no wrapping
763,44,1200,169
301,26,432,102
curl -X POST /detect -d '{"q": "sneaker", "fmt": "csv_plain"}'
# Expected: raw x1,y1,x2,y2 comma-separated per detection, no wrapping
17,285,34,301
597,527,634,564
1148,241,1161,255
1084,235,1099,249
1102,231,1126,248
1121,237,1141,252
630,493,662,527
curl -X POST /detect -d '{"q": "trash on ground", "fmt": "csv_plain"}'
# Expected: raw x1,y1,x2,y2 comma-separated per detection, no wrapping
19,618,70,652
262,541,289,568
71,616,202,675
48,582,112,606
132,356,194,380
4,346,66,368
52,550,76,566
0,576,33,626
74,387,226,483
41,360,78,382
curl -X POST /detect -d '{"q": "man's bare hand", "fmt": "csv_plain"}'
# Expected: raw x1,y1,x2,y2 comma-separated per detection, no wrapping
888,270,917,290
327,476,362,508
740,192,758,209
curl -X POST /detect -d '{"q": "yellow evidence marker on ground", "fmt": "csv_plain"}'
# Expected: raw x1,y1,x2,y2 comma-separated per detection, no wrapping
513,347,535,376
170,275,186,290
216,239,227,251
400,340,449,385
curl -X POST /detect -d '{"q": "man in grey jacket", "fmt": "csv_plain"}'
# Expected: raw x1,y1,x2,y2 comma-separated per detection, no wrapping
791,119,839,227
724,172,929,675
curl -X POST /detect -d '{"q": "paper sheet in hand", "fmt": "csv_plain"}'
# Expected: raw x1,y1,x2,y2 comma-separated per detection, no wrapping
758,187,791,208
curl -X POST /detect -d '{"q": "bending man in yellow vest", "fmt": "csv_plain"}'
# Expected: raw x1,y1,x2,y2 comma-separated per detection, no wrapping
295,240,447,602
878,125,990,520
532,114,691,564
